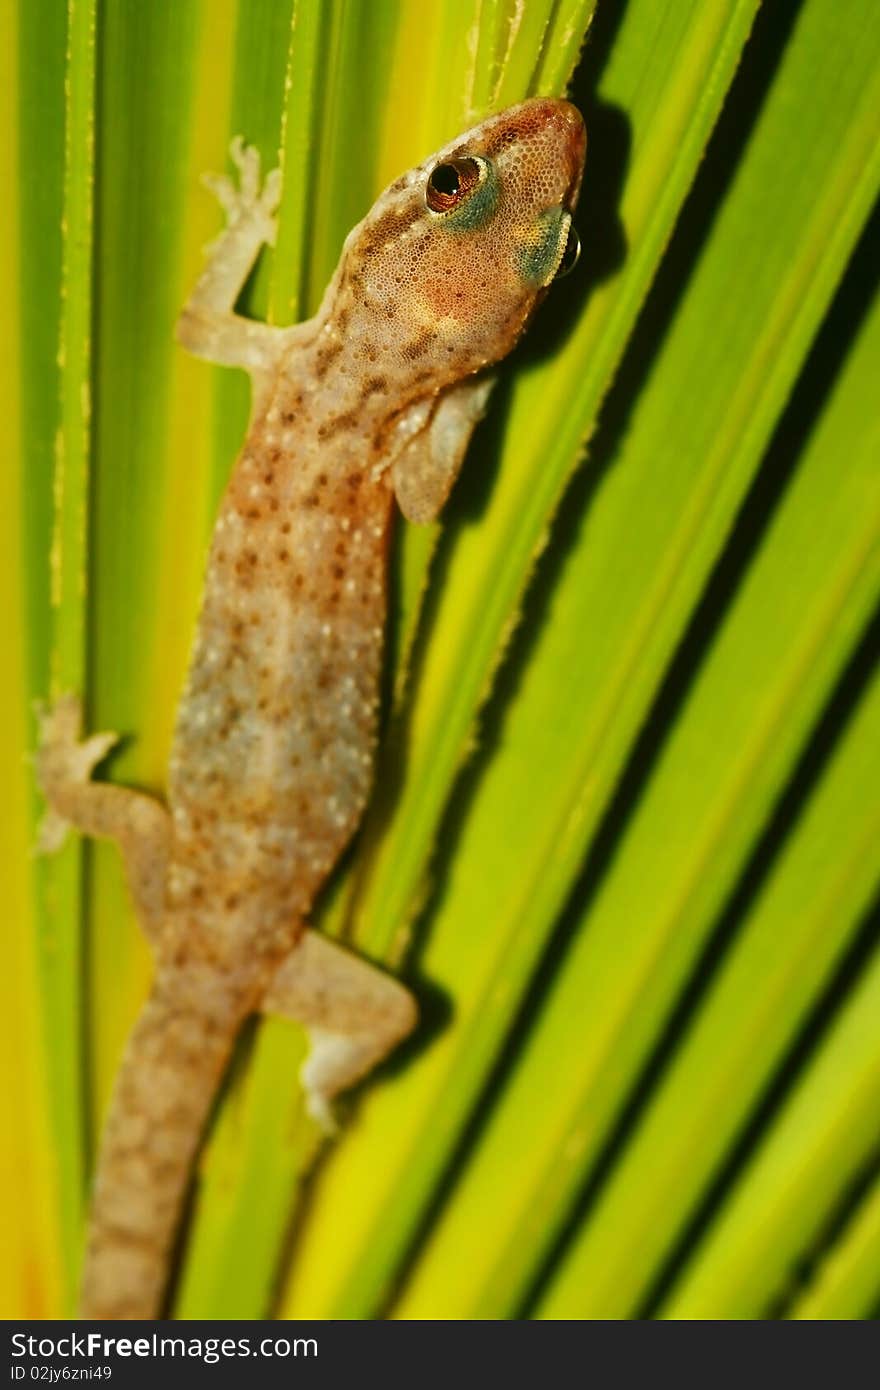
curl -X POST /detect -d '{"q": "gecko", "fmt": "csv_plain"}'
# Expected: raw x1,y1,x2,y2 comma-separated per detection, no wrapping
37,97,586,1321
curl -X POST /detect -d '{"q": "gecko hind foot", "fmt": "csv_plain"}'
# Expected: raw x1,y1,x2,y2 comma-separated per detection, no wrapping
35,694,119,852
201,137,282,249
299,1030,380,1134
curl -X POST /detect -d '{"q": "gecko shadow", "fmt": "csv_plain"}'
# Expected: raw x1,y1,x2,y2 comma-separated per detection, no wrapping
377,0,633,745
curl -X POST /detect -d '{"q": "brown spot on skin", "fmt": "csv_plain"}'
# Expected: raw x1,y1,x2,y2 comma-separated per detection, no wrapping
317,409,360,441
402,330,437,361
356,375,388,406
314,339,344,379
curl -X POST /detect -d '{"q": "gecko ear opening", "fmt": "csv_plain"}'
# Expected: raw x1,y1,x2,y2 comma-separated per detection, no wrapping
391,376,495,524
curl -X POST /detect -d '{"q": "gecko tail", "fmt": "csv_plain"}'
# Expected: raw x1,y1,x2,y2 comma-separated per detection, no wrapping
80,987,235,1320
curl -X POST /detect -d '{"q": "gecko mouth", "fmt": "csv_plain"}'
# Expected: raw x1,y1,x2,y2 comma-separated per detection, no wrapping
549,100,587,210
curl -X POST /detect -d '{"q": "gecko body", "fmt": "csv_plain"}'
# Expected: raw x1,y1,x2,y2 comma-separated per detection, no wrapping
38,98,585,1319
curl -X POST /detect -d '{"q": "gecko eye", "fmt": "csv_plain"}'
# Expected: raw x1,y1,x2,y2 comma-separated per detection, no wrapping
552,224,581,280
426,156,484,213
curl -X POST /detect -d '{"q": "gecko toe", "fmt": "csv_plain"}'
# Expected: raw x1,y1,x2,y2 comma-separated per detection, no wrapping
35,807,71,855
229,135,261,202
262,166,283,216
201,172,239,218
36,691,83,746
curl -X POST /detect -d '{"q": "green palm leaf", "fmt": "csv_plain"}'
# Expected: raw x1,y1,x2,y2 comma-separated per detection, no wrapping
6,0,878,1320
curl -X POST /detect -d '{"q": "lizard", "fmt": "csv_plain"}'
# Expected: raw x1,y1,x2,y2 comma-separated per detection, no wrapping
37,96,586,1320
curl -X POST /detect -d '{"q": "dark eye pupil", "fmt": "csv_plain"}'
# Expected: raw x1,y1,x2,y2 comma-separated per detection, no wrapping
429,164,460,196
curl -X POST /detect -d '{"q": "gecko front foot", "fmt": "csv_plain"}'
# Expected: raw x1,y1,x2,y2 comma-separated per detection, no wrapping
202,136,282,251
35,694,119,852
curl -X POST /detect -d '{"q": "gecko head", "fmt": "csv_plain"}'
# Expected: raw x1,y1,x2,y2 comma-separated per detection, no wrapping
339,98,586,382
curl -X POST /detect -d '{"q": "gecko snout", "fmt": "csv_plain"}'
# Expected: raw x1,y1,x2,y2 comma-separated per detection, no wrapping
481,97,587,212
552,100,588,210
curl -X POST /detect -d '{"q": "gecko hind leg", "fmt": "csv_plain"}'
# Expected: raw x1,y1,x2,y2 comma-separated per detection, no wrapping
36,694,170,943
262,930,418,1130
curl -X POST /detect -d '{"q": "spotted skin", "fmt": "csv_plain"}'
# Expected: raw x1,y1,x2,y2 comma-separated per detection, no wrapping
36,99,586,1319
